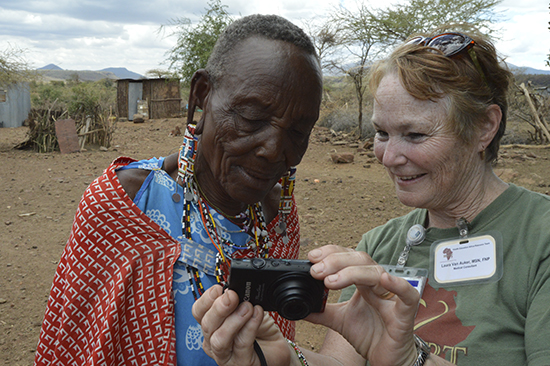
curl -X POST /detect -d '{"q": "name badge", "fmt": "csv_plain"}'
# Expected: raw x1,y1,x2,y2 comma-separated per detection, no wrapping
429,232,503,287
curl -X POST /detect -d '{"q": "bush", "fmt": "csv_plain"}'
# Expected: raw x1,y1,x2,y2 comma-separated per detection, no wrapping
31,83,66,110
23,78,117,152
68,81,115,119
318,106,375,138
318,75,376,139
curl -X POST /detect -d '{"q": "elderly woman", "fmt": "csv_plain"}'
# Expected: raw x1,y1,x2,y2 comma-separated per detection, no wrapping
192,29,550,366
34,14,322,366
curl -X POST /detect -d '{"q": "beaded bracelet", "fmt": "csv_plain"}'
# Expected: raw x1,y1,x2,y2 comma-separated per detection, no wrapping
287,339,309,366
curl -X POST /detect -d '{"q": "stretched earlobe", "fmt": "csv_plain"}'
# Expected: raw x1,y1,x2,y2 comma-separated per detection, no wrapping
195,114,206,136
187,69,211,132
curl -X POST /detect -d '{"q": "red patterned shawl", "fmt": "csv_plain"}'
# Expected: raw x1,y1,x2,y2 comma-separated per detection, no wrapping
34,157,301,366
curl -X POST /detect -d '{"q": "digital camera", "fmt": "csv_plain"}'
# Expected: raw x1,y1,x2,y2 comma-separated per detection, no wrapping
228,258,328,321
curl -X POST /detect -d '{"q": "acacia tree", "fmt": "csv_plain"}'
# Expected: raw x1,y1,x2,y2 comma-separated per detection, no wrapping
329,4,380,138
145,69,173,78
301,17,342,72
0,45,35,86
368,0,502,45
322,0,502,138
162,0,232,85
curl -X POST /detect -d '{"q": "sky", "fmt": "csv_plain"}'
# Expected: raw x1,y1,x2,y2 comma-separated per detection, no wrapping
0,0,548,76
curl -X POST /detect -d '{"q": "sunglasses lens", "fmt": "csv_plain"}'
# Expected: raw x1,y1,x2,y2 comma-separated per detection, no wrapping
427,34,473,57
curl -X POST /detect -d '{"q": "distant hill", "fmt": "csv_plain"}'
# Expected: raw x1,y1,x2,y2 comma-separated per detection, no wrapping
38,64,63,71
37,69,118,82
100,67,143,79
35,64,144,82
507,64,550,88
325,62,550,78
509,64,550,75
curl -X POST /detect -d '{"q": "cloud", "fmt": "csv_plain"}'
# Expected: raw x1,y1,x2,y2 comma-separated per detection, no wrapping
494,3,550,69
0,0,205,24
0,9,125,41
236,0,333,19
0,1,184,73
1,0,549,75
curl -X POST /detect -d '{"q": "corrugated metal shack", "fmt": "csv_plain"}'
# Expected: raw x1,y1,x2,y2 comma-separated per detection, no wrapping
0,82,31,128
116,78,182,121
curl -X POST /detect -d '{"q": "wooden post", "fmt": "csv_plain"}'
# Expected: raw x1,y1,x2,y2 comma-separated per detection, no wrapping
519,83,550,142
80,117,91,150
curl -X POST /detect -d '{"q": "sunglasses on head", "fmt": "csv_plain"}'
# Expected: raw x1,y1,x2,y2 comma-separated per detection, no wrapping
405,32,487,83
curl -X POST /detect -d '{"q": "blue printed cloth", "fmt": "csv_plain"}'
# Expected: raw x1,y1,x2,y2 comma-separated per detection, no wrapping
119,157,255,366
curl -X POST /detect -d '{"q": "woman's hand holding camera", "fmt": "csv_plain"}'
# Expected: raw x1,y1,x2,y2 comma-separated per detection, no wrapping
305,245,420,366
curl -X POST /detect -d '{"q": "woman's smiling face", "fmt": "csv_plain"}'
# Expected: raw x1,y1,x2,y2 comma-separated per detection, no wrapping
372,73,480,211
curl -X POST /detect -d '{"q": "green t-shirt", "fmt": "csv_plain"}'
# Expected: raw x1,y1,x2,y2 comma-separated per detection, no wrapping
340,184,550,366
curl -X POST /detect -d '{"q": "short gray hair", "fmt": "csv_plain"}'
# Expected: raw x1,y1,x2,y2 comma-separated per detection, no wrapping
206,14,318,86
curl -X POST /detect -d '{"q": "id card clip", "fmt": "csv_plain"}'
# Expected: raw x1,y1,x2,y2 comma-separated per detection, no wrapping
381,265,428,299
396,224,426,270
388,224,428,301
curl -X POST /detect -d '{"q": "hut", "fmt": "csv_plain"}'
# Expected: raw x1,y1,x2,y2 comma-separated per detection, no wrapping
0,82,31,128
116,78,182,121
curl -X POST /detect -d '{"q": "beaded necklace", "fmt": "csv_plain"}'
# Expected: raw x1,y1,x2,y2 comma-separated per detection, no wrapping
195,179,248,223
177,121,288,300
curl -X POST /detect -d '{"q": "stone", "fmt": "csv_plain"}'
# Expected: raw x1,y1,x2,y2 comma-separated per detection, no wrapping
363,138,374,150
133,114,145,123
331,153,354,164
170,126,182,136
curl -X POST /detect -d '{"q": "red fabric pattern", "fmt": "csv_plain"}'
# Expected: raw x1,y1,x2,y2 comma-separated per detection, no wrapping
35,157,301,365
266,197,301,339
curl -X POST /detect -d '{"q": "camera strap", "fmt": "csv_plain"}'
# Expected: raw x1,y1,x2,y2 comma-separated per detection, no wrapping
222,283,268,366
254,340,268,366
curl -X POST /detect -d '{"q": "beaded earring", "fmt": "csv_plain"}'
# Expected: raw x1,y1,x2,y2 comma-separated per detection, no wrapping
178,120,198,240
177,120,203,299
276,167,296,244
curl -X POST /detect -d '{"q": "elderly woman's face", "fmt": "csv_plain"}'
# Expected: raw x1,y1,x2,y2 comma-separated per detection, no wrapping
372,73,482,212
197,37,322,206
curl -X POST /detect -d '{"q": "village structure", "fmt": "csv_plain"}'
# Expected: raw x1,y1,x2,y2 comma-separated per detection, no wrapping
0,82,31,128
116,78,182,121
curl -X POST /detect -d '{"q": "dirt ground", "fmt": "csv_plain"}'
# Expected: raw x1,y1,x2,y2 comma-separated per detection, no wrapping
1,117,550,365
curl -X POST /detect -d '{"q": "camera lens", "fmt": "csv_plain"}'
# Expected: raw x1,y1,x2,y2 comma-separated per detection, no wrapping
277,293,311,320
271,274,316,321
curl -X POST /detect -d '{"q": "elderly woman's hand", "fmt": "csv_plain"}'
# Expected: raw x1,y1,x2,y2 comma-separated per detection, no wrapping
306,245,420,366
192,285,292,366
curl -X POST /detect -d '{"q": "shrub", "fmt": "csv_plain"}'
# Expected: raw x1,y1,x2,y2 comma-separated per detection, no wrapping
22,79,117,152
